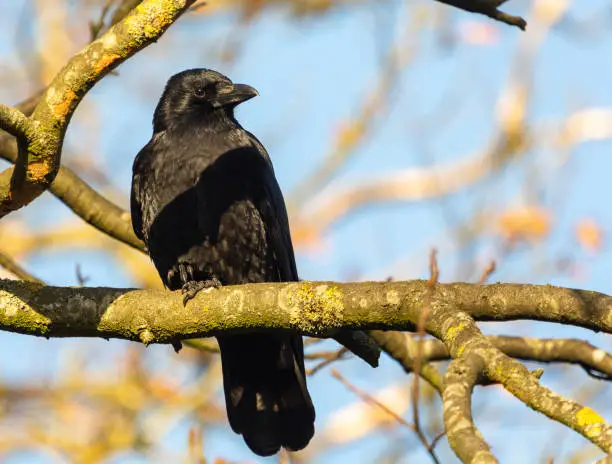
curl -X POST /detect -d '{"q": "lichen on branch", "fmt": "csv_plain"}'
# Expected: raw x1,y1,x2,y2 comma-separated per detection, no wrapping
3,278,612,460
0,0,198,218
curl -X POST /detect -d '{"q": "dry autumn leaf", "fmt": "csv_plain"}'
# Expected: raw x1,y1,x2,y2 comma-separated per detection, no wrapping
497,206,551,243
576,218,604,253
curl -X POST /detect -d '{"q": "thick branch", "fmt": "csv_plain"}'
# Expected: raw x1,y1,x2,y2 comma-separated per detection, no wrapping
2,278,612,454
3,280,612,341
0,5,145,250
375,334,612,381
439,283,612,333
0,107,144,252
0,0,197,218
428,307,612,454
443,354,497,464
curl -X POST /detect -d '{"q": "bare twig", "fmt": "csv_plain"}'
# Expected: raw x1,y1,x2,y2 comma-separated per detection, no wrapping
75,264,89,287
89,0,116,40
409,248,440,462
477,261,496,285
183,338,220,353
332,369,441,464
307,348,348,375
0,250,43,284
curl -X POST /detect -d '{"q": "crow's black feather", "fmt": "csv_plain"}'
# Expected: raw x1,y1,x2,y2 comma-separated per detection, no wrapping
131,68,315,456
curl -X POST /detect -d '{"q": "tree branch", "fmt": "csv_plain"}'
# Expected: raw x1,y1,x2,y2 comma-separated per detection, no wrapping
372,333,612,381
0,105,34,142
428,307,612,454
3,279,612,342
0,0,197,218
443,354,497,463
0,3,146,250
3,278,612,457
0,107,145,252
0,251,43,284
370,330,445,392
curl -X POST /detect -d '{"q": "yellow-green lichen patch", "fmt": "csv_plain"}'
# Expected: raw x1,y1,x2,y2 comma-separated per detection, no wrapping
576,407,604,426
288,283,344,336
0,287,50,335
0,289,31,318
456,343,466,358
576,407,604,427
576,407,604,439
446,322,466,343
126,0,183,41
139,329,155,345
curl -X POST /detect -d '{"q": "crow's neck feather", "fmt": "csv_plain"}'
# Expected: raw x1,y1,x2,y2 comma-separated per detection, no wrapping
153,106,238,134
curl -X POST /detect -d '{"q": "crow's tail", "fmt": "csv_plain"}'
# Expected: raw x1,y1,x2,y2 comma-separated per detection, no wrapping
217,332,315,456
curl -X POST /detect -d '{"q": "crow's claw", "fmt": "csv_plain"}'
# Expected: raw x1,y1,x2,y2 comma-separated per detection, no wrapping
181,278,222,306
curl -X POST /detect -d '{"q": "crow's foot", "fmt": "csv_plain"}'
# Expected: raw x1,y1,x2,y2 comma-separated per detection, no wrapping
182,278,222,306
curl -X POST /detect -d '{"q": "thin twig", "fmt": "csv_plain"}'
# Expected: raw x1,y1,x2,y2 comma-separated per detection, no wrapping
89,0,116,40
477,260,496,285
183,338,220,353
0,250,43,284
409,248,439,460
307,348,348,375
331,369,441,464
75,264,90,287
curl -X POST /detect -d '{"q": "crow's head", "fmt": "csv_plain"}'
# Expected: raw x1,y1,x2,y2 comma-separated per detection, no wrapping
153,68,259,132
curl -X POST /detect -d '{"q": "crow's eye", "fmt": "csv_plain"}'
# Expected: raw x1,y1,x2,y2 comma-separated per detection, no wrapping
193,86,206,98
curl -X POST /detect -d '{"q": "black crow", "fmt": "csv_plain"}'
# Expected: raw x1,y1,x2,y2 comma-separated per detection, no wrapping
130,68,315,456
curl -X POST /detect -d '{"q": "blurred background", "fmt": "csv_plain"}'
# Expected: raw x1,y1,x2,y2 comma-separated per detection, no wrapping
1,0,611,462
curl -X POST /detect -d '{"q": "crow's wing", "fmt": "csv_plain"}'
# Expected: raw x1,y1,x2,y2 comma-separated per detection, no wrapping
246,132,299,282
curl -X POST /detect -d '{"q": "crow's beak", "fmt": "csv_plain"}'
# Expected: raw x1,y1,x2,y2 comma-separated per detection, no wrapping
213,83,259,108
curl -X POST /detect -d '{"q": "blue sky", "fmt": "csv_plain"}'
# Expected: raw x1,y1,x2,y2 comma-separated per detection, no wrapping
1,0,612,462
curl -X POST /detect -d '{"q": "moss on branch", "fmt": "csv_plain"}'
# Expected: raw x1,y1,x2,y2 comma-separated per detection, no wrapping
427,299,612,454
3,278,612,459
0,0,197,218
2,279,612,342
